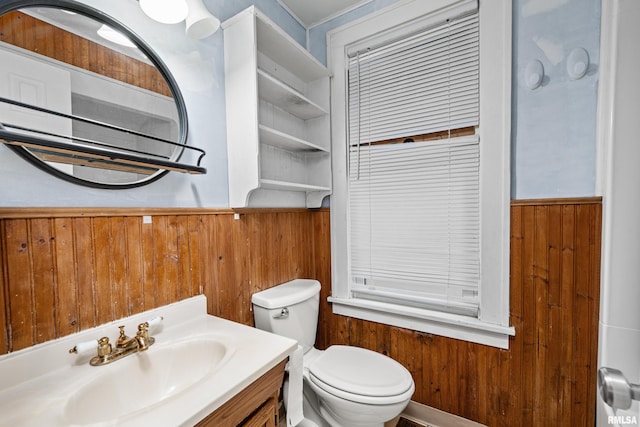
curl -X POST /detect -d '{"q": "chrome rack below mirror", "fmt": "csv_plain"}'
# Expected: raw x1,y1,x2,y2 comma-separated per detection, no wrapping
0,96,206,175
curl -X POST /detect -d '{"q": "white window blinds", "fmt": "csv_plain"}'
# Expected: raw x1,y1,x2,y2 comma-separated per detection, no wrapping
347,5,480,317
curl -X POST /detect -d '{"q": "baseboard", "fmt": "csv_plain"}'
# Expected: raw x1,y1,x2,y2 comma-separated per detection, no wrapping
385,401,487,427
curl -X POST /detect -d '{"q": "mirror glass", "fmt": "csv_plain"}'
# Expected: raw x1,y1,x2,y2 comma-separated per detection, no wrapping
0,4,189,188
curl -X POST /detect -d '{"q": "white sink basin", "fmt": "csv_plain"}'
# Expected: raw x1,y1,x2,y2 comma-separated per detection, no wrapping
64,337,232,424
0,296,297,427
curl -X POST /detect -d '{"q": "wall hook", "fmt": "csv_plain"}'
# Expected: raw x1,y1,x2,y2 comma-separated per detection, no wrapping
567,47,589,80
525,59,544,90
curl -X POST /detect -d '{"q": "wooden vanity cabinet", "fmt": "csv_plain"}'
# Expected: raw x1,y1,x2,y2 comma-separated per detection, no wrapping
241,395,278,427
196,359,286,427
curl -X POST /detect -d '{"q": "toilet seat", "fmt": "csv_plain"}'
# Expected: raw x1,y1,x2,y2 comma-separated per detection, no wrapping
308,345,414,405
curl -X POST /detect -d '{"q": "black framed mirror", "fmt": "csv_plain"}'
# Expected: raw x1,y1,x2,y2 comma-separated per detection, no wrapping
0,0,204,189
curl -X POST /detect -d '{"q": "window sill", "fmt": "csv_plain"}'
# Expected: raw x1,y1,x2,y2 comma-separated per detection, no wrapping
328,296,515,349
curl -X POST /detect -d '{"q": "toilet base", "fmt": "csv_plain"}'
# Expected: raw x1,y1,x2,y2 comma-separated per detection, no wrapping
285,377,383,427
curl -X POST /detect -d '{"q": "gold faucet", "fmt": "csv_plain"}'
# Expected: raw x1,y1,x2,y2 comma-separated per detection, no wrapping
69,322,156,366
116,323,153,352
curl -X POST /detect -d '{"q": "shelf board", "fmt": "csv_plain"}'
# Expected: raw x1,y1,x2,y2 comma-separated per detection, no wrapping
260,179,331,192
258,125,328,153
252,8,330,82
257,70,328,120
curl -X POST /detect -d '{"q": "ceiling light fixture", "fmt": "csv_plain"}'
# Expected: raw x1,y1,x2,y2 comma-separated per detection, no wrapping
139,0,188,24
185,0,220,39
97,24,137,48
137,0,220,39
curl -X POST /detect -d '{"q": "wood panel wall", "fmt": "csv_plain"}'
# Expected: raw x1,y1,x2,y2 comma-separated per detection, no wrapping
0,209,317,353
0,11,171,97
0,200,601,426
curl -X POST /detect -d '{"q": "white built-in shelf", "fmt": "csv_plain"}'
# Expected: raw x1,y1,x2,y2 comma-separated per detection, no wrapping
254,15,329,82
258,125,328,153
223,6,331,208
260,179,331,192
257,70,328,120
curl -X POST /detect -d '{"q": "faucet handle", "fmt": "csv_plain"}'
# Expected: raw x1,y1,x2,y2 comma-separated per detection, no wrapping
136,322,156,349
97,337,112,357
68,339,98,355
135,322,152,351
147,316,163,329
137,322,149,338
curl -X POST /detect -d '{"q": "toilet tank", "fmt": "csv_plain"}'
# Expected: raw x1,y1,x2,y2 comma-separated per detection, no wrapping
251,279,321,353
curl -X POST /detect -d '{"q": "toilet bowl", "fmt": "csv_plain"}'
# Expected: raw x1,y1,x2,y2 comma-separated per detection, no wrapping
306,345,414,426
252,279,415,427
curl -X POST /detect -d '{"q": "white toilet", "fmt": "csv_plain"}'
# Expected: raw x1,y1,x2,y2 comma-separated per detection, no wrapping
252,279,415,427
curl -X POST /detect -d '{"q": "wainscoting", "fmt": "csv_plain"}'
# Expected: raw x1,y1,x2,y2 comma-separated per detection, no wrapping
0,199,601,426
0,208,319,352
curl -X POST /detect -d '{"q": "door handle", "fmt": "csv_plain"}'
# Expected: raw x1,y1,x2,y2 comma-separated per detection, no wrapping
598,367,640,410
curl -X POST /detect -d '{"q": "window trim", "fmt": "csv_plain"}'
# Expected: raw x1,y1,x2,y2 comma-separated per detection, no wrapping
327,0,513,349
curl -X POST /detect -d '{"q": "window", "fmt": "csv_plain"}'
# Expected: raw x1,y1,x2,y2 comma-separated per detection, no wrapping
328,0,513,348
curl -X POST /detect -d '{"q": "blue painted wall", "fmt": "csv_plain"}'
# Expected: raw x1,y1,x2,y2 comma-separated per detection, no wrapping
510,0,600,199
0,0,601,206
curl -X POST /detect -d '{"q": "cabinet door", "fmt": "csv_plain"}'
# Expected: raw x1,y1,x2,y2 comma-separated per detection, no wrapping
241,396,278,427
195,360,286,427
0,48,73,174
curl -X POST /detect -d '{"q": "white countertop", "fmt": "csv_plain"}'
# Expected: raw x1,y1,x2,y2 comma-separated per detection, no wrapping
0,296,297,426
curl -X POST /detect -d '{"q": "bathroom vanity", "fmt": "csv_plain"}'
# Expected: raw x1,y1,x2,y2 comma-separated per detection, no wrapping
196,359,285,426
0,296,297,426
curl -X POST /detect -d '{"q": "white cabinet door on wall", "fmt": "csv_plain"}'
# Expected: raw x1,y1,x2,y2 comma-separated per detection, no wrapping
0,48,73,174
223,6,331,208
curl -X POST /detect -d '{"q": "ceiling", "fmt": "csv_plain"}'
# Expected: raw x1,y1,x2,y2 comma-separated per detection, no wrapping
278,0,372,28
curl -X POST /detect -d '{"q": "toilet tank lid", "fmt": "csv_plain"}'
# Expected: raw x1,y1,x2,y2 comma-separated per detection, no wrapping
252,279,321,309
